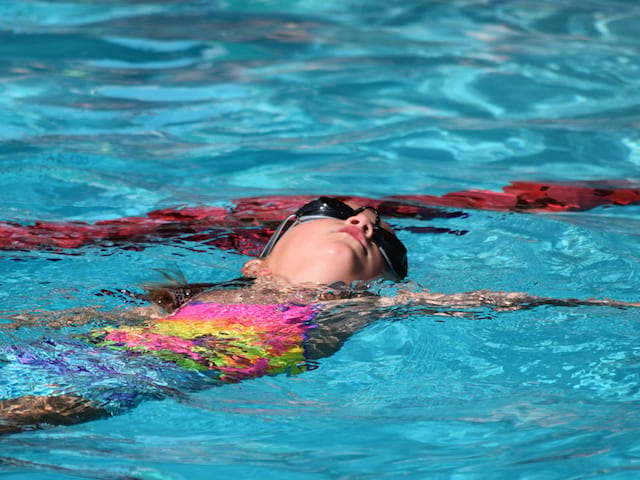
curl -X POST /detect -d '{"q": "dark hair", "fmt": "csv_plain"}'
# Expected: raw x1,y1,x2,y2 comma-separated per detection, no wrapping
143,277,254,313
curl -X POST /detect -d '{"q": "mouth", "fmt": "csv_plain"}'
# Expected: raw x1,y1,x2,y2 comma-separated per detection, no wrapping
338,226,367,249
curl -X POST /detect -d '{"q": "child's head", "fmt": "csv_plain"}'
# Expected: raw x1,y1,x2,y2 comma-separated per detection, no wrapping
243,197,407,285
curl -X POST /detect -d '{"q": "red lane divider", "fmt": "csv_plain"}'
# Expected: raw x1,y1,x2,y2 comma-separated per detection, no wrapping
392,180,640,212
1,181,638,253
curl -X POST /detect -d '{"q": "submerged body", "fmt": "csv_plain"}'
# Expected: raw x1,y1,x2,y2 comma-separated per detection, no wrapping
2,279,637,434
1,298,321,420
0,279,379,433
1,196,638,434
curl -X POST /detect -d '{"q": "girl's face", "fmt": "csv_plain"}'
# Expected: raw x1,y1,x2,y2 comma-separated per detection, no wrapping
254,206,395,285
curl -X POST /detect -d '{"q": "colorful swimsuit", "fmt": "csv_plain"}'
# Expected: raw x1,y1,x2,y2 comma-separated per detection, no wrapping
91,302,320,383
0,302,320,414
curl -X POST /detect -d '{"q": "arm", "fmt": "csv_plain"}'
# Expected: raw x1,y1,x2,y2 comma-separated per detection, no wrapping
304,289,639,359
383,289,640,311
1,305,161,330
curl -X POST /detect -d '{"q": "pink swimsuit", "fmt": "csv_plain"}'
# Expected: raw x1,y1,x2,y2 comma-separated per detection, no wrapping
90,301,320,383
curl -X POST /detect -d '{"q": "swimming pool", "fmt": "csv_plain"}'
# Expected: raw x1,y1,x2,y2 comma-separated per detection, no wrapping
1,0,640,477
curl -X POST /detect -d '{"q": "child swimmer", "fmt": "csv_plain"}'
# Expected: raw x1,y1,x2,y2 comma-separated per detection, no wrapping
1,197,638,434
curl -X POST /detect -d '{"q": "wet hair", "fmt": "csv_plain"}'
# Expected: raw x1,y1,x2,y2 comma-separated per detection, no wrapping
142,271,254,313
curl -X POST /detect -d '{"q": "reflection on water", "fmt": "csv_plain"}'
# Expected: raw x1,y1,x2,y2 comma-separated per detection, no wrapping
1,1,640,479
2,1,639,176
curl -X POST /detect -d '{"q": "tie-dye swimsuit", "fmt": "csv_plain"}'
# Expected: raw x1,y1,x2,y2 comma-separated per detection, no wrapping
0,302,320,414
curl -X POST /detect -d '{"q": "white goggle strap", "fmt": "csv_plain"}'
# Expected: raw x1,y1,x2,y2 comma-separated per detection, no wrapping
259,214,297,258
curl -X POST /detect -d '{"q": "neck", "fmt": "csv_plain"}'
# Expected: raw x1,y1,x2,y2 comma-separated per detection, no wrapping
187,276,374,305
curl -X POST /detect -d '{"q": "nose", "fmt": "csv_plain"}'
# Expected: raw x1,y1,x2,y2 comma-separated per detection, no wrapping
346,212,375,239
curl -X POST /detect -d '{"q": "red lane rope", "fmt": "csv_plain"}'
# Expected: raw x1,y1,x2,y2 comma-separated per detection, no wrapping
2,181,638,253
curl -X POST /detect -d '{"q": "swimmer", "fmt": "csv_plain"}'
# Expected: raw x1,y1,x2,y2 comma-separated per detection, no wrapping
1,197,638,434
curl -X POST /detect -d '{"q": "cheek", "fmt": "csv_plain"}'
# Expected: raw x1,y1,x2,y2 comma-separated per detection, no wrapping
275,225,323,254
281,236,356,265
276,221,334,250
366,249,387,276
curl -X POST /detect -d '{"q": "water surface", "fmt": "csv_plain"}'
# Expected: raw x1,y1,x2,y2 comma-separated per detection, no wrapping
1,1,640,478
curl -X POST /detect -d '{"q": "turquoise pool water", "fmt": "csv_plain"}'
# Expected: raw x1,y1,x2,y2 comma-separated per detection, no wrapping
1,0,640,478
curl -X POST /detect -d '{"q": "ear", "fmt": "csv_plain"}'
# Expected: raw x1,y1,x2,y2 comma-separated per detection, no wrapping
241,258,271,278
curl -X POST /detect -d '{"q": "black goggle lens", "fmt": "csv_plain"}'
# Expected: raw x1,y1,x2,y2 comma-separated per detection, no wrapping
295,197,356,219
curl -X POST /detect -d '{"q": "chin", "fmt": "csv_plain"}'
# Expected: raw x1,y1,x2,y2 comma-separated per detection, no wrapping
287,257,360,285
272,241,373,285
324,240,363,261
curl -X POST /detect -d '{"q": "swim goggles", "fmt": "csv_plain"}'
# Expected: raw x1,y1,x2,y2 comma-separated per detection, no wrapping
259,197,408,280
